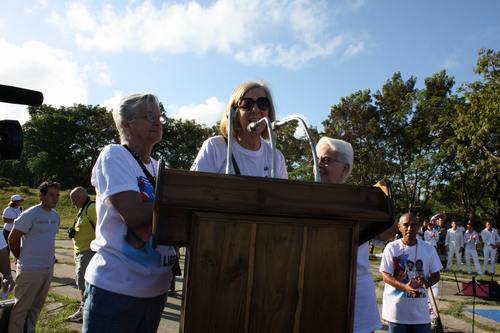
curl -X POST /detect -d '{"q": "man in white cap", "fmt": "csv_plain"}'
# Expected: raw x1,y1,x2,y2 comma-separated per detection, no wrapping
2,194,24,253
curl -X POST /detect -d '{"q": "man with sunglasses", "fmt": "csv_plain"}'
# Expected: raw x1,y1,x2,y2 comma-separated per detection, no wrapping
191,81,287,179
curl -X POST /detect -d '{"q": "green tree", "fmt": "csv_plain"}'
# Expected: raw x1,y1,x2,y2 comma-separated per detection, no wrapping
442,49,500,222
323,89,389,185
22,104,118,188
154,117,217,170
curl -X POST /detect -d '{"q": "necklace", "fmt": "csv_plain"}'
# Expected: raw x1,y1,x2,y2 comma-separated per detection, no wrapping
402,239,418,264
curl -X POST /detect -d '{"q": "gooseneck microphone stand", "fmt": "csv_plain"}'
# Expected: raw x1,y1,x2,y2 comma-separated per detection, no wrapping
272,115,320,182
225,108,237,175
246,117,276,178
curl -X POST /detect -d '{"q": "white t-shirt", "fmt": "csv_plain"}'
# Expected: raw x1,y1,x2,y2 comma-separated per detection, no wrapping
464,230,479,251
2,206,22,231
445,228,464,248
379,239,442,325
481,228,500,247
354,242,381,333
191,136,288,179
13,204,60,270
0,232,6,249
86,144,177,298
424,229,439,247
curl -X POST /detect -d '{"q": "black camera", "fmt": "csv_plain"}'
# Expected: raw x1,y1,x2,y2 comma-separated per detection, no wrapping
67,227,76,239
0,84,44,161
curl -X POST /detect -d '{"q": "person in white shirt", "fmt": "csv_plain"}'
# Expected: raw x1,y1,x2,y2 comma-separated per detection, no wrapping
0,232,15,296
83,93,177,333
2,194,24,254
445,220,464,271
463,222,482,275
191,81,288,179
480,220,499,275
315,137,381,333
380,213,442,333
424,222,439,248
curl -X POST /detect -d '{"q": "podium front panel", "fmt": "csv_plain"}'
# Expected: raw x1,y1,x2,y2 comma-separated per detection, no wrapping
181,212,357,333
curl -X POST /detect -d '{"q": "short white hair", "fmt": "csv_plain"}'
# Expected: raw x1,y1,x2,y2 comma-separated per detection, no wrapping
315,137,354,179
113,93,160,142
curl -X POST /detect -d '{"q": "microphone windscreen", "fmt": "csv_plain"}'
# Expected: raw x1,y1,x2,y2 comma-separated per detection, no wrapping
0,84,44,106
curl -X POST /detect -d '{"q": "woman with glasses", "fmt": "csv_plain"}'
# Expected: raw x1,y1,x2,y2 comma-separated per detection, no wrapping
315,137,381,333
191,81,288,178
83,93,177,333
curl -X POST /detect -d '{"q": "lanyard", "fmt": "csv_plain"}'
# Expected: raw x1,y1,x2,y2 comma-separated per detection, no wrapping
123,145,156,189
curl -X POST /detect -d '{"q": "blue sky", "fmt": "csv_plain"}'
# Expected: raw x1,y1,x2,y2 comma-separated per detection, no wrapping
1,0,499,129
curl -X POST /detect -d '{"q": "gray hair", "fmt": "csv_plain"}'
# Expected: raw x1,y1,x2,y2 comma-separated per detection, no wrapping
399,212,416,225
70,186,88,198
315,137,354,179
113,93,160,141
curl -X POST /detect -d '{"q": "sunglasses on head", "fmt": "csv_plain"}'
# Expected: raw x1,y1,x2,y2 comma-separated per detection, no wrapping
237,97,271,111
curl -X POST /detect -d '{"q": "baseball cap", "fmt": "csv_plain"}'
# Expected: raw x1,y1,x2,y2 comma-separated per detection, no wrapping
11,194,24,201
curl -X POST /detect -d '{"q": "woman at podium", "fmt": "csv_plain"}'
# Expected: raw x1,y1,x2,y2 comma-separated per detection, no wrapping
315,136,381,333
191,81,288,179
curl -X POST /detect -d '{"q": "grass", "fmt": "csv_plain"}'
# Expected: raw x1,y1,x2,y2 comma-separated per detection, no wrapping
36,292,80,333
440,299,500,332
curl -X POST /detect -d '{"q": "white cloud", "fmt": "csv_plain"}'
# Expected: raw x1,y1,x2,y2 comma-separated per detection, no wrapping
0,38,88,123
168,97,225,126
344,40,365,57
84,62,112,86
102,91,124,111
49,0,366,69
274,113,311,139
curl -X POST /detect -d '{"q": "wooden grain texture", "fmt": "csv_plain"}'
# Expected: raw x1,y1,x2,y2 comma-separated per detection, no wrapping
181,212,357,333
300,222,358,333
182,213,252,333
153,169,394,246
248,223,303,333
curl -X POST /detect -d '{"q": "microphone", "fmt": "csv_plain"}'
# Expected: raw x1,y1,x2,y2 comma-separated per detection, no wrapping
0,84,44,106
246,118,268,132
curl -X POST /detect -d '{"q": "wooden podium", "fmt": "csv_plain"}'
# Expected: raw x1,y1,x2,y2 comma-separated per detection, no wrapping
153,167,394,333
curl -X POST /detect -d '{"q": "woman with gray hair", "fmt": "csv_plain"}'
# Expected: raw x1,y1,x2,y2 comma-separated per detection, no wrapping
191,81,287,178
83,93,177,333
315,137,381,333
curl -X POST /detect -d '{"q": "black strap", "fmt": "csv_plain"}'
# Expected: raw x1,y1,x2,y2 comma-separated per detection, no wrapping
72,198,96,230
123,145,156,189
223,137,241,175
85,201,96,230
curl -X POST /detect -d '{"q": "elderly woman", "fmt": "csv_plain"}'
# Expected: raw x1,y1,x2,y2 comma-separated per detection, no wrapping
83,93,177,333
2,194,24,252
315,137,381,333
191,81,287,178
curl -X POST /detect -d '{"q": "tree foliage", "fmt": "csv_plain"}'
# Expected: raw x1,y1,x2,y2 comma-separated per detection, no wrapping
0,49,497,223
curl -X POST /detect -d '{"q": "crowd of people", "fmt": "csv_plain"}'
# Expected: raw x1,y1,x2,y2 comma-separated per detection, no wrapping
417,215,499,276
0,81,498,333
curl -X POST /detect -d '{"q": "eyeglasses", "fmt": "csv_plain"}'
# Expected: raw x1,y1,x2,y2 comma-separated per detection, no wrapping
136,112,166,125
237,97,271,111
316,156,343,165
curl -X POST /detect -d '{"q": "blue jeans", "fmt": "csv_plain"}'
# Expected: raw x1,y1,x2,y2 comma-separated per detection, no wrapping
82,284,166,333
388,322,431,333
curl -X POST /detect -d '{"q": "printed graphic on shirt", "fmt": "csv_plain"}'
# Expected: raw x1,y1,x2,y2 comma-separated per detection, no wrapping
392,254,426,298
122,175,160,266
137,176,155,203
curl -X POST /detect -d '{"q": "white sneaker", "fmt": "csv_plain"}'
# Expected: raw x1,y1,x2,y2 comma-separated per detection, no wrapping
67,307,83,323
